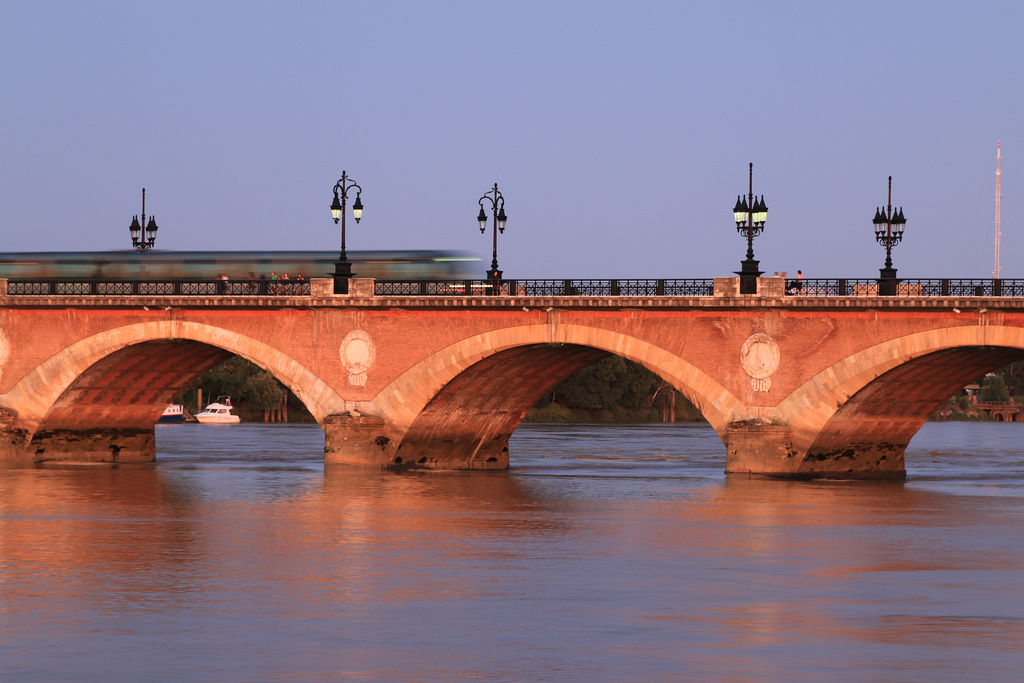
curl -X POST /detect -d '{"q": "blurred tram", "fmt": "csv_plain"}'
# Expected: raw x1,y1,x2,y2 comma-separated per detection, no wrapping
0,250,479,281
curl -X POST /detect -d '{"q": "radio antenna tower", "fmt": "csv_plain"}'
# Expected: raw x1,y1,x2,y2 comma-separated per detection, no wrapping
994,141,1002,279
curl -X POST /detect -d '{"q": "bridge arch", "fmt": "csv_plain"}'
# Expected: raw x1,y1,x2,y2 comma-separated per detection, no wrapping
777,324,1024,475
358,323,745,468
3,320,344,427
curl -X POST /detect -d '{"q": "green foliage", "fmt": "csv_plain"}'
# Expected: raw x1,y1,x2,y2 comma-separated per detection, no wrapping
933,391,989,421
174,357,313,421
933,359,1024,420
526,402,577,422
980,374,1010,403
990,359,1024,400
529,356,705,423
552,356,662,411
176,358,252,410
243,372,285,411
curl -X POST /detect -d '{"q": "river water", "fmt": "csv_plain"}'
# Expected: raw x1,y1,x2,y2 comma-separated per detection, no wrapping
2,421,1023,682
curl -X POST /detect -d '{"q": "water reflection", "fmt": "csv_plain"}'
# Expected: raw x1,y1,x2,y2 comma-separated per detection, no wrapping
683,476,1024,666
0,468,203,604
0,422,1022,682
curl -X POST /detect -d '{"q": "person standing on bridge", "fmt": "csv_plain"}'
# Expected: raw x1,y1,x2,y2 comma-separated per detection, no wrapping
787,270,803,295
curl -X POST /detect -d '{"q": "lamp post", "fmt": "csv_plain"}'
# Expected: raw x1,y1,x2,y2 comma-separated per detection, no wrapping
477,183,507,285
129,188,158,252
732,163,768,294
330,170,364,294
872,176,906,296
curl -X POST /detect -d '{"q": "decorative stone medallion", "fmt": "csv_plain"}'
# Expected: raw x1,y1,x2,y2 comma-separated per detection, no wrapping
740,333,780,393
340,330,375,386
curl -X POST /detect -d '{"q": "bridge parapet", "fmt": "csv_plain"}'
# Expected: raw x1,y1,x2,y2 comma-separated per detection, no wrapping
713,277,786,297
7,283,1024,312
9,275,1024,307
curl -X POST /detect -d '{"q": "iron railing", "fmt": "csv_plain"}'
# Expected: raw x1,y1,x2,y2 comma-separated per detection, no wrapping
7,277,1024,299
786,279,1024,297
374,279,716,297
6,280,311,297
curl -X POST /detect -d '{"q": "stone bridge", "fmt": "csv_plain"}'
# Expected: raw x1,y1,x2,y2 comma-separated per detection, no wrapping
1,276,1022,479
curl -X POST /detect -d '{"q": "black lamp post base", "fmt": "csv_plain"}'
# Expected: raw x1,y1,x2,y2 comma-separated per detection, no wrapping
877,267,898,296
333,259,353,295
735,259,763,294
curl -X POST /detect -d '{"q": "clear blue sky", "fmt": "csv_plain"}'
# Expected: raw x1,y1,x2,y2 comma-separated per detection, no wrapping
1,1,1021,279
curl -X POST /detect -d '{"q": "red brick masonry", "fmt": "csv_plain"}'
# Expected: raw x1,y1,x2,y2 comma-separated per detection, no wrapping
1,277,1021,479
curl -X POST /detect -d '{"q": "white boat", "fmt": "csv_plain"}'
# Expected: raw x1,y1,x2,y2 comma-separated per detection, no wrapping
195,396,241,424
158,404,187,423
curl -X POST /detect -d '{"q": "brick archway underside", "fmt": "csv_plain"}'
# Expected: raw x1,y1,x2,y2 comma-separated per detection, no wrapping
39,340,234,432
370,323,743,447
3,320,344,432
395,344,610,468
805,346,1024,466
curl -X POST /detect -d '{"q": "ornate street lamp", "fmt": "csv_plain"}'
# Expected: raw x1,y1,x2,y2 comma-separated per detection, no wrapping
873,175,907,296
477,183,507,285
733,163,768,294
129,188,158,252
330,170,364,294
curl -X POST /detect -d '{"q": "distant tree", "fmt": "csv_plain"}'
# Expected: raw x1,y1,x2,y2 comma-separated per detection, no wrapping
981,374,1010,403
616,359,663,409
244,372,284,412
529,355,705,422
177,359,249,409
173,356,313,421
177,358,275,408
992,359,1024,399
550,356,664,411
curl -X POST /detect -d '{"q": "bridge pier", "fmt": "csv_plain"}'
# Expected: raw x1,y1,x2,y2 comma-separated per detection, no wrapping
725,422,906,480
0,421,156,467
323,412,511,471
725,423,800,477
324,413,401,468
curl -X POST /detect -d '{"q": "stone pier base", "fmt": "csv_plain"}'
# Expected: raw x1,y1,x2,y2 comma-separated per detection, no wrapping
726,423,906,480
0,425,156,467
324,413,403,468
323,412,510,471
725,424,801,477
